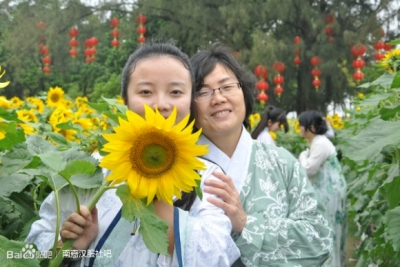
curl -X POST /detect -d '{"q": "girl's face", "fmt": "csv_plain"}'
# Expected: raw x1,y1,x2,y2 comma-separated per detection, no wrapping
126,56,192,123
300,125,307,138
268,120,280,132
193,63,246,141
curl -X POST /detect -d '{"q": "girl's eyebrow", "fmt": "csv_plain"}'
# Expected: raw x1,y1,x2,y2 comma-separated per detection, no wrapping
202,77,234,87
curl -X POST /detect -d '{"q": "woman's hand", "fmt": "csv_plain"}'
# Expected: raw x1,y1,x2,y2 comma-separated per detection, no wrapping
204,172,247,233
60,205,98,251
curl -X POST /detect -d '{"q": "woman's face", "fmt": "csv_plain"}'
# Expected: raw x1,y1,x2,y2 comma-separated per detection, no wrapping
300,125,307,138
125,56,192,123
194,63,246,141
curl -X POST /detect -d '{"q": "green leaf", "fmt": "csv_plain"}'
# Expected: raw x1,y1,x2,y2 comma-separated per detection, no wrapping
370,72,395,89
59,160,96,180
38,152,66,172
379,105,400,121
341,119,400,161
0,173,32,198
391,72,400,89
87,101,109,113
45,132,70,147
56,121,81,131
69,168,104,189
0,122,25,150
0,236,41,267
101,96,127,114
195,178,202,200
384,206,400,251
26,135,56,155
382,174,400,209
0,107,22,122
0,143,33,175
388,39,400,45
116,184,169,255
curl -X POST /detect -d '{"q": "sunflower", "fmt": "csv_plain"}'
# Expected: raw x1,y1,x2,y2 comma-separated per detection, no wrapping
295,121,301,133
11,96,24,108
17,109,38,123
0,119,6,140
0,65,10,89
47,86,65,108
0,96,11,109
269,131,277,140
358,93,365,99
100,105,209,205
380,49,400,73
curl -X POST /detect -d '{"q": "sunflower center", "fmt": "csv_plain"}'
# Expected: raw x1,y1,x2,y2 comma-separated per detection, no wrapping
51,94,60,102
131,131,176,178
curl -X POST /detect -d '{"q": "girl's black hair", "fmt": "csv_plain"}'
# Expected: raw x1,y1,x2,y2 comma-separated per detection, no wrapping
298,110,328,135
189,42,256,128
121,40,195,103
251,106,289,139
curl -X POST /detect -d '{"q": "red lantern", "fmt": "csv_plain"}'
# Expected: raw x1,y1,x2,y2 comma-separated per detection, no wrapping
40,46,49,56
111,39,120,48
84,39,92,47
273,62,285,73
325,14,334,24
90,37,98,47
69,28,78,38
373,41,385,50
384,43,393,51
85,57,92,64
36,21,47,30
43,66,51,74
256,80,269,91
110,29,120,38
137,26,147,35
138,36,146,44
69,49,78,58
274,86,284,97
293,36,301,45
374,53,385,61
311,69,321,77
353,71,364,81
351,44,367,57
293,57,301,66
352,59,365,69
110,18,120,28
137,14,147,24
257,92,268,103
311,56,321,66
84,49,92,57
273,75,284,85
69,39,78,47
328,37,334,42
312,79,321,88
43,57,51,65
254,65,268,79
325,26,334,36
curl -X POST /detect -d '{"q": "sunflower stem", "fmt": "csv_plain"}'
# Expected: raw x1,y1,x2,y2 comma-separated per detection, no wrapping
49,181,112,267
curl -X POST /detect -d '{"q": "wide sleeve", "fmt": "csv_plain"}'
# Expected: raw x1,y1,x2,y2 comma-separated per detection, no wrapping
298,139,330,177
25,187,98,251
233,145,332,267
174,161,240,267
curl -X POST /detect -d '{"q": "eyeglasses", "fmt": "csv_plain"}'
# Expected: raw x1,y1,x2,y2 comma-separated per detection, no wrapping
194,82,241,102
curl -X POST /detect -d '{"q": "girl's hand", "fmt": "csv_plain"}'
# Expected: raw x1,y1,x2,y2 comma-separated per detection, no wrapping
60,205,98,251
204,172,247,233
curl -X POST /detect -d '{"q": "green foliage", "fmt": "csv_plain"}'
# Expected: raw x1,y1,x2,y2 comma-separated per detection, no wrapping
338,71,400,265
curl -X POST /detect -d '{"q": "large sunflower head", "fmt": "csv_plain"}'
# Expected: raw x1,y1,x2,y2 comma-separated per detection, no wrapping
380,49,400,73
100,105,209,205
47,86,65,108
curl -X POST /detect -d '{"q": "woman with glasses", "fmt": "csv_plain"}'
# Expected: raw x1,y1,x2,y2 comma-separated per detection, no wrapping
190,43,332,267
250,106,289,145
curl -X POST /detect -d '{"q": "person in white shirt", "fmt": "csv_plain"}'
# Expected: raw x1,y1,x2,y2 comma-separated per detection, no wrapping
298,110,347,267
250,106,289,145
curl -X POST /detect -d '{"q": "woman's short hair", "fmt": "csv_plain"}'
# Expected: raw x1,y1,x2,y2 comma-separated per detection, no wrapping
190,42,256,128
298,110,328,135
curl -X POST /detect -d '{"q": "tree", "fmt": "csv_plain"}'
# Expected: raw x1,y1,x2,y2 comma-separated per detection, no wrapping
137,0,399,114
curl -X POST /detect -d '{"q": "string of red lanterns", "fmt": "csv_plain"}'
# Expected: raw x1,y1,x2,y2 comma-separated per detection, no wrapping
69,27,79,58
84,37,98,63
293,36,302,67
36,21,51,75
273,62,285,97
137,14,147,45
325,14,334,42
351,44,366,82
254,65,269,105
110,18,120,49
310,56,321,91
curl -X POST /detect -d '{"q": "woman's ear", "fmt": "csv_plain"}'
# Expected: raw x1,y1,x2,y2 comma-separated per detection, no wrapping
267,119,272,127
310,125,316,133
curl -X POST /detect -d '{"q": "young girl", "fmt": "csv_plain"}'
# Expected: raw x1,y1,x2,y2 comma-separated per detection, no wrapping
298,110,347,267
26,42,240,267
250,106,289,145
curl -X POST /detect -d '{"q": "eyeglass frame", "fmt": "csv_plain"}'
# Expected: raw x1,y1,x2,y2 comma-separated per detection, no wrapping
194,82,242,102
